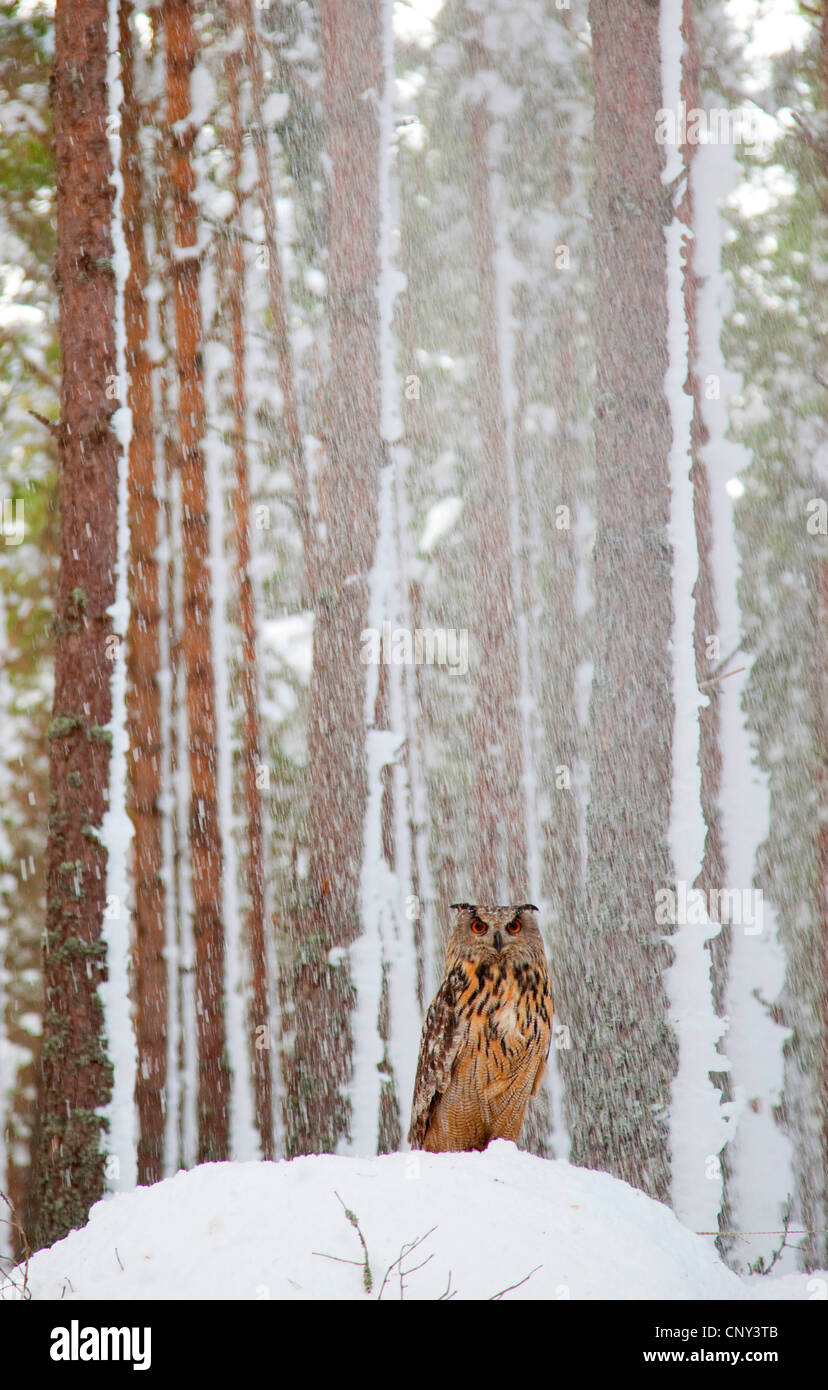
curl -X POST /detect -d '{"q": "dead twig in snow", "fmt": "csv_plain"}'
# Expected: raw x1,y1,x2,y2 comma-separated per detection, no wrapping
747,1197,797,1276
0,1192,31,1300
489,1264,543,1300
377,1227,437,1301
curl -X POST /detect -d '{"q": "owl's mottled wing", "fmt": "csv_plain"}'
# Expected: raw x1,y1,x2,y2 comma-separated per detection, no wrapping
408,964,468,1149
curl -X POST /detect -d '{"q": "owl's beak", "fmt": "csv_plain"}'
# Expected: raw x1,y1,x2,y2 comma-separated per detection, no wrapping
492,930,503,952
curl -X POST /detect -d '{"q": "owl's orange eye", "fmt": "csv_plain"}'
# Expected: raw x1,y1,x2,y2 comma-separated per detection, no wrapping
471,919,487,935
506,920,521,934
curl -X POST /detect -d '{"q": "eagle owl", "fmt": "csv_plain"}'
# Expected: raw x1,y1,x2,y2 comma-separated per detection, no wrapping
408,903,553,1152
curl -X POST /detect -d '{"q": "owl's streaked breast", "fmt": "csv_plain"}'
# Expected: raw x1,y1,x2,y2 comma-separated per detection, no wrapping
421,955,552,1152
458,958,551,1056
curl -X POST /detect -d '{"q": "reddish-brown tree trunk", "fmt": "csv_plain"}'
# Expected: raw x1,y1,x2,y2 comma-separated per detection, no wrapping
164,0,230,1164
151,77,188,1168
120,0,167,1188
579,0,677,1201
226,2,273,1160
467,35,528,902
281,0,383,1155
31,0,117,1249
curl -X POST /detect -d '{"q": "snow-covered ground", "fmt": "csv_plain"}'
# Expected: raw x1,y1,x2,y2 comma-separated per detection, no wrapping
3,1142,822,1301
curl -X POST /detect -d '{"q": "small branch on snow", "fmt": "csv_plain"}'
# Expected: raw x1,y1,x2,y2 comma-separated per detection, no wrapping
312,1251,364,1269
747,1197,796,1275
334,1191,373,1295
377,1226,437,1302
488,1264,543,1300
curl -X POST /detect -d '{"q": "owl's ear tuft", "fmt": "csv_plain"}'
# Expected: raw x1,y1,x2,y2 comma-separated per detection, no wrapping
450,901,474,912
518,903,539,912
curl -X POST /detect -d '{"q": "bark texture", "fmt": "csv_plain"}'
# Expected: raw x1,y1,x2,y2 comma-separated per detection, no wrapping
467,38,528,903
576,0,677,1201
676,0,732,1251
165,0,230,1164
121,0,167,1187
227,3,273,1159
31,0,117,1249
282,0,383,1155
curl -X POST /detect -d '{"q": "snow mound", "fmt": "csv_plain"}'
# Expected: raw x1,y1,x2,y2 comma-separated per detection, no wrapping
6,1142,752,1301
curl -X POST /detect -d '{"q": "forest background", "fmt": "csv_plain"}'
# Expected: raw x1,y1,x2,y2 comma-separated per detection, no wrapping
0,0,825,1277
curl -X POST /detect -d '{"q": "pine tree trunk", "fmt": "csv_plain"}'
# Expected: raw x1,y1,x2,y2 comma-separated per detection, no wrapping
398,287,436,1003
466,34,528,903
534,287,585,1141
818,1,828,1272
578,0,677,1201
240,0,315,582
153,108,188,1170
677,0,731,1245
282,0,383,1155
680,4,724,920
164,0,230,1164
31,0,117,1249
120,0,167,1188
226,4,274,1160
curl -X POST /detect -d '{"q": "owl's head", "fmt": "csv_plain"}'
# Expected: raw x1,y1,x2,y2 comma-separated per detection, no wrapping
446,902,547,970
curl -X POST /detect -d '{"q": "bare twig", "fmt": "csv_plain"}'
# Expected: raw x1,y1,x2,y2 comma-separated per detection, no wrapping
27,408,60,438
312,1250,364,1268
697,1227,828,1235
489,1264,543,1300
377,1227,438,1302
698,665,746,690
747,1197,796,1275
0,1192,31,1301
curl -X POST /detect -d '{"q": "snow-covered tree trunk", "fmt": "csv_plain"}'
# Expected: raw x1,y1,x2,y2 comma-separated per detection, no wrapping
350,0,419,1151
120,0,167,1188
226,6,273,1159
283,0,384,1156
579,0,677,1202
151,117,192,1172
165,0,230,1164
466,28,528,903
662,0,732,1239
811,0,827,1271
